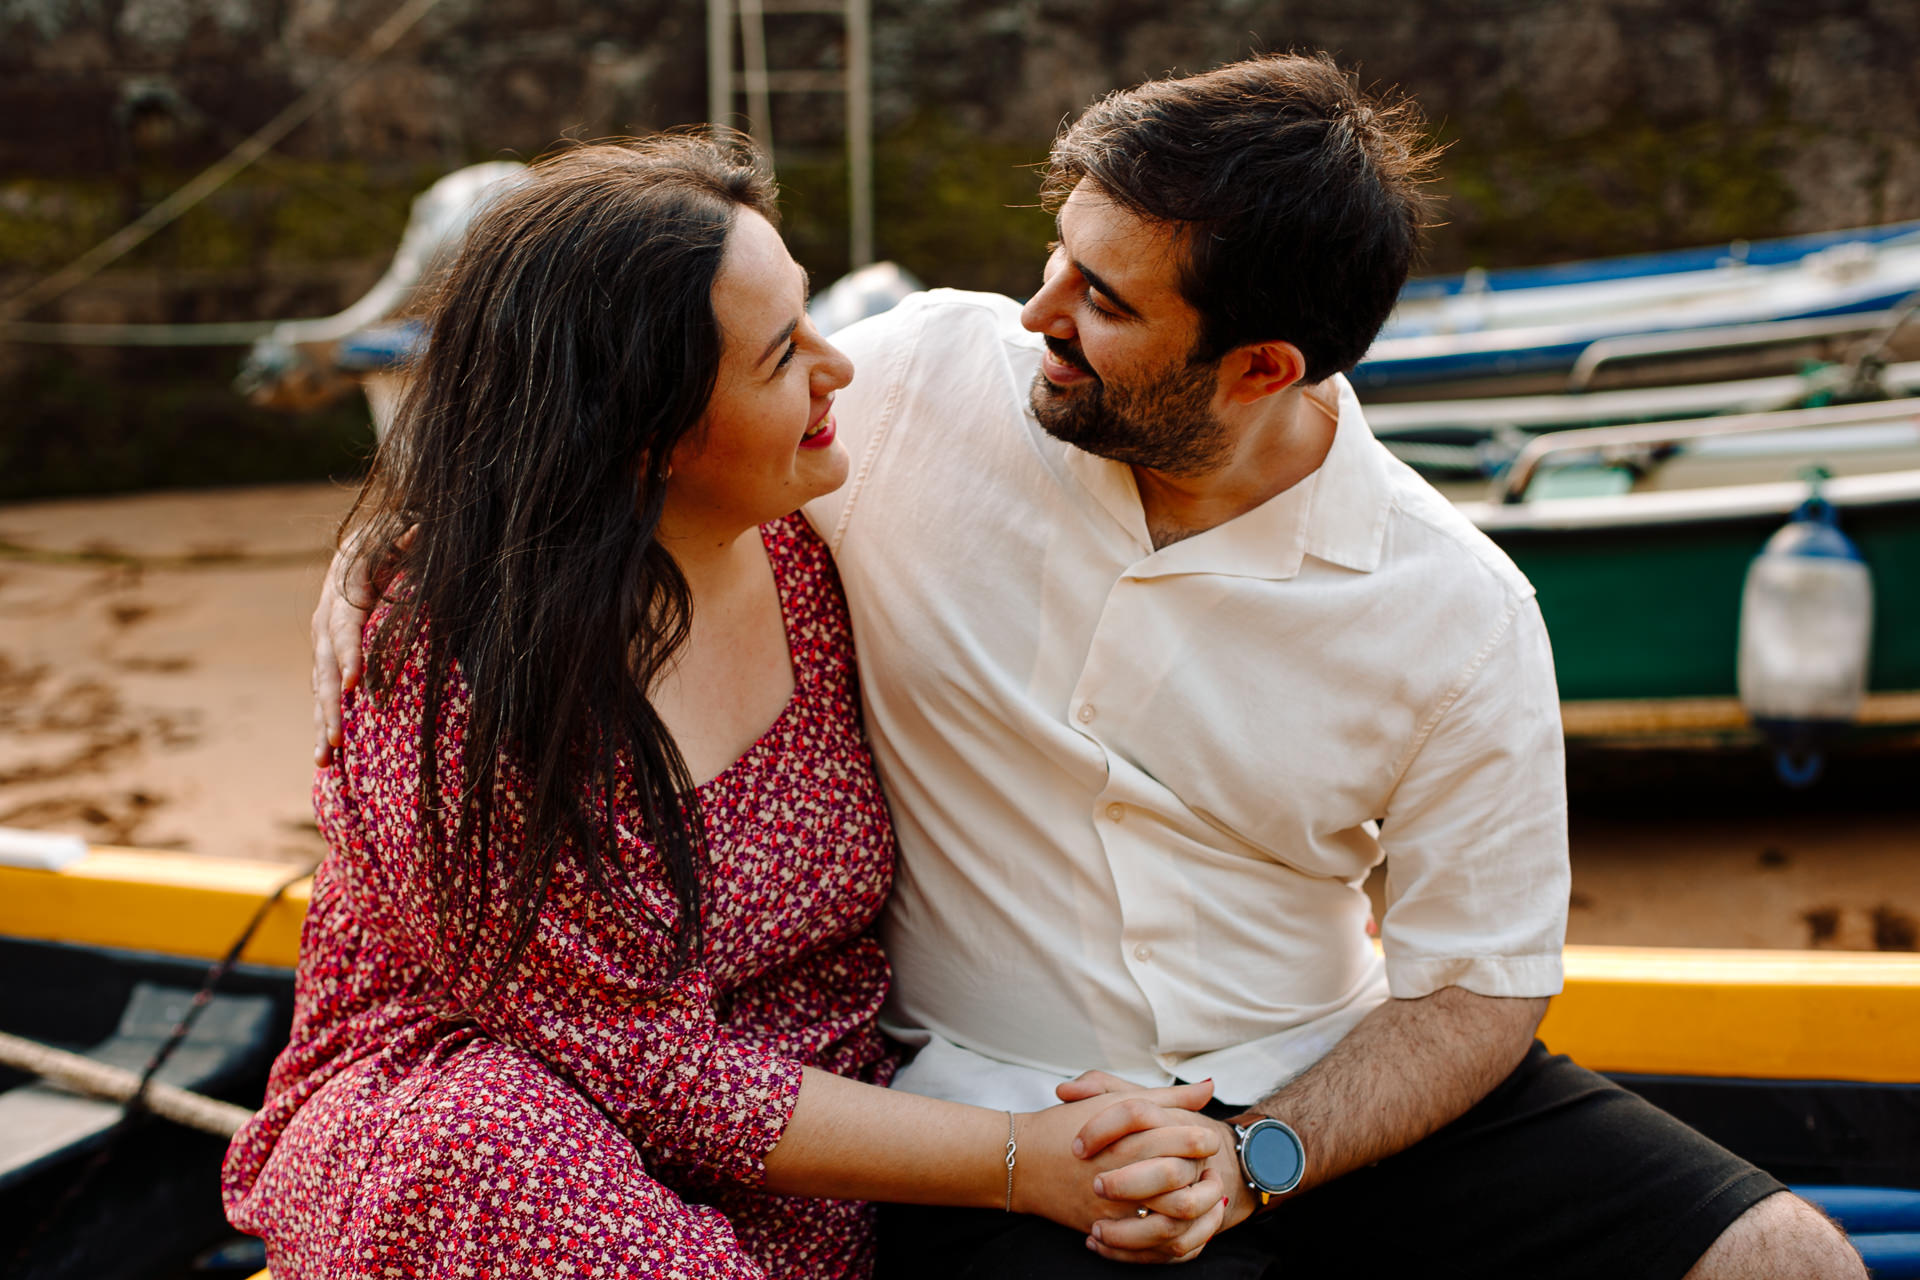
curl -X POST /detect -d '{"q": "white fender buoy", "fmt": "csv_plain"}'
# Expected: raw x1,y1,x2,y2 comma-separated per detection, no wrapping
1736,475,1874,787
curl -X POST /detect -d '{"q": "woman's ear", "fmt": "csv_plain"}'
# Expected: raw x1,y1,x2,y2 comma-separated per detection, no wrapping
1222,339,1307,406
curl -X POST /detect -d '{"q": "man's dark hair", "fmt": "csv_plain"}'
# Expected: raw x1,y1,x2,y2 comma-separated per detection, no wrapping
1043,52,1440,383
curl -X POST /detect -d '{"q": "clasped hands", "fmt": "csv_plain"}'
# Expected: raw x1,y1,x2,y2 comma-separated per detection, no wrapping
1015,1073,1255,1264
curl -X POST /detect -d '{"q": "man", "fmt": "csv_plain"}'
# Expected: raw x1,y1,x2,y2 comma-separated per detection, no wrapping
315,53,1863,1278
797,54,1860,1279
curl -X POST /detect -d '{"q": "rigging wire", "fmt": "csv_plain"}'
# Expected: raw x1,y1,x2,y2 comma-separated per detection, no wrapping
0,0,448,327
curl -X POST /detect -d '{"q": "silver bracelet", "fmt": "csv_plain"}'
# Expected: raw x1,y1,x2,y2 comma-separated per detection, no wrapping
1003,1111,1018,1212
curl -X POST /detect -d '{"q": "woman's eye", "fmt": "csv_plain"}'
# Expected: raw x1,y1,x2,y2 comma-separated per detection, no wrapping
775,340,799,370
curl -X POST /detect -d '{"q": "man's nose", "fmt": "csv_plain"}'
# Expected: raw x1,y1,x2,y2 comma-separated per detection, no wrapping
1020,278,1075,339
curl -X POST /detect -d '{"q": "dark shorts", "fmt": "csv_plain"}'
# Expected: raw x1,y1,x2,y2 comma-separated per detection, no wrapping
875,1042,1786,1280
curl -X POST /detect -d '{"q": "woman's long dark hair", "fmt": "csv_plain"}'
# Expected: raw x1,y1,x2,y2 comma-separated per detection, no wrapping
341,135,777,997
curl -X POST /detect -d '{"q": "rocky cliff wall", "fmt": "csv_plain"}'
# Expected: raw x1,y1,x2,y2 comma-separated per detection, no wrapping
7,0,1917,279
3,0,1917,491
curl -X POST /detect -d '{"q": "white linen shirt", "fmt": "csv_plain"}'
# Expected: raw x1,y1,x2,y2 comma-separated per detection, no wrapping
806,290,1569,1110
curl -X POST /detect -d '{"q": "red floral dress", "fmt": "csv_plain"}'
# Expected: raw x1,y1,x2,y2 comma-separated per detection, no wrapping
223,516,897,1279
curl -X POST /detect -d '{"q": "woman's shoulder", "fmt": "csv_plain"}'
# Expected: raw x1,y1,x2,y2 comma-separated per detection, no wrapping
761,511,834,590
340,600,473,772
760,512,855,668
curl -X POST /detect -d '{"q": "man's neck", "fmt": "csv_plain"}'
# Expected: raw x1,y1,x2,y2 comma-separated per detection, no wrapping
1133,382,1340,551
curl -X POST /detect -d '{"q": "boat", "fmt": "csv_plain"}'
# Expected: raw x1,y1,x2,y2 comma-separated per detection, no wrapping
236,161,527,427
1357,221,1920,393
2,845,1917,1275
1369,358,1920,480
0,848,301,1280
1397,221,1920,308
1414,398,1920,760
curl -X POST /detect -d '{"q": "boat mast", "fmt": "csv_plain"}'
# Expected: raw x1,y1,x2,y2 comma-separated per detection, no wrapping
707,0,874,270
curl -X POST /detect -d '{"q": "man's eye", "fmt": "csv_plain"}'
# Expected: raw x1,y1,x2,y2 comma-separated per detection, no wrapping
1083,290,1118,318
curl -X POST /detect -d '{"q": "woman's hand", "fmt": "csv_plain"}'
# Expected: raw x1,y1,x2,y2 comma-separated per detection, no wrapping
1012,1080,1231,1263
1056,1070,1259,1261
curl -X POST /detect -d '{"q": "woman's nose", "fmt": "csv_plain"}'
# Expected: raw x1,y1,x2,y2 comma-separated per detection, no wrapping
816,339,855,393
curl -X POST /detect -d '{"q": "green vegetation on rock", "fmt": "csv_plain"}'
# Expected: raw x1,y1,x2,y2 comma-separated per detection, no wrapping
776,112,1054,297
1430,99,1804,272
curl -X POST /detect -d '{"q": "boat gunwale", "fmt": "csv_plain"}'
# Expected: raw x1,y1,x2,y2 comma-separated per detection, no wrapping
1463,465,1920,532
4,848,1918,1084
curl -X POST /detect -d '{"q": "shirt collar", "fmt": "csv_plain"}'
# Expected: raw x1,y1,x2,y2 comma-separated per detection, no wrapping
1297,375,1394,575
1058,373,1394,581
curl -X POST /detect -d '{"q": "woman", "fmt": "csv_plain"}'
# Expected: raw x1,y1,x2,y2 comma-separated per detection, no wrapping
222,136,1228,1278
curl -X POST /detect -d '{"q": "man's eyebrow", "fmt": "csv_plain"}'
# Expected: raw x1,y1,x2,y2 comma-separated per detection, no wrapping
1075,260,1141,319
1055,217,1142,319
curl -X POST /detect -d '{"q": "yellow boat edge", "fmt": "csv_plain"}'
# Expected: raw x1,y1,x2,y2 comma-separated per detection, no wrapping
4,846,1917,1084
0,847,311,970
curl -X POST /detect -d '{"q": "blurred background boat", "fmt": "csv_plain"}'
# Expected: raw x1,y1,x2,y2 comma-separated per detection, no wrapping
1357,220,1920,393
1452,403,1920,765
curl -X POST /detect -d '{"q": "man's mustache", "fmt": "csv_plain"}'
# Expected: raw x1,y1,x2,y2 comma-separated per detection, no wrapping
1044,336,1096,379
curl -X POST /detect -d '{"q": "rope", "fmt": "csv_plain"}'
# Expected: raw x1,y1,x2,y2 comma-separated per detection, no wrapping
1841,287,1920,393
0,319,281,347
120,865,310,1122
0,0,447,324
0,1031,255,1137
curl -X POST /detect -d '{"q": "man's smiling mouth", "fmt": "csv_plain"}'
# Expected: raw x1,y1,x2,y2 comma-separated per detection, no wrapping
1042,336,1096,381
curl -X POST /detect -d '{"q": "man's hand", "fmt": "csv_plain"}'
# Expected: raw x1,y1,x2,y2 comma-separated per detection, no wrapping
1013,1081,1229,1263
311,528,409,765
1047,1071,1253,1261
1063,986,1547,1244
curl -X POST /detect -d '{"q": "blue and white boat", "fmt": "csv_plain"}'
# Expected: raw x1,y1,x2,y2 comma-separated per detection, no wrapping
1358,221,1920,391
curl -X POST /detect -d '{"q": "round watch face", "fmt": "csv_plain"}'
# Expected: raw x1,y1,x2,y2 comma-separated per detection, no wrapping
1243,1120,1305,1193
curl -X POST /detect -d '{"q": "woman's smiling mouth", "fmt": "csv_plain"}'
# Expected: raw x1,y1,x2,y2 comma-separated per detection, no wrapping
799,411,836,448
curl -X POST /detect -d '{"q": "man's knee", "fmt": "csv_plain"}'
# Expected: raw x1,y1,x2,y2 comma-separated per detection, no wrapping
1684,1191,1865,1280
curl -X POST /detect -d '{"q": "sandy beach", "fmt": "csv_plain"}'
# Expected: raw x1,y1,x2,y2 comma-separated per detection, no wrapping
0,481,1914,950
0,483,350,866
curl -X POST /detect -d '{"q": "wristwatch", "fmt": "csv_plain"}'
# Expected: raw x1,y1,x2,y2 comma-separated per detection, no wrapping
1232,1117,1306,1207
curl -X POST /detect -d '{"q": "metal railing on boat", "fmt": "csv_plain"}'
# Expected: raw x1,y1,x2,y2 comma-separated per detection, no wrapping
1495,397,1920,503
1565,310,1914,391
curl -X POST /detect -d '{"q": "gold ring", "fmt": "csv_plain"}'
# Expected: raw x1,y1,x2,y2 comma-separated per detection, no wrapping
1136,1207,1151,1219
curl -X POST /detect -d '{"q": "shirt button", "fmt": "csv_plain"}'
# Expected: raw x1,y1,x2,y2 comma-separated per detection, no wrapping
1133,942,1154,962
1077,704,1095,724
1105,803,1125,822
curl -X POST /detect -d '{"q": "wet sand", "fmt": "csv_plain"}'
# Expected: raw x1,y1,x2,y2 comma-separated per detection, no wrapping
0,483,349,865
1,483,1915,948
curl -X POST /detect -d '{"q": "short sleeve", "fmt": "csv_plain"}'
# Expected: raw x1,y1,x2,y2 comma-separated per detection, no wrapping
1376,595,1570,1000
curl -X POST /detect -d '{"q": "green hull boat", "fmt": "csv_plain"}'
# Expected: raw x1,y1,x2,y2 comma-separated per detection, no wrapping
1443,399,1920,749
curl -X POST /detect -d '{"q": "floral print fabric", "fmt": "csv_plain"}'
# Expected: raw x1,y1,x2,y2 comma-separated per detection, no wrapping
223,515,897,1278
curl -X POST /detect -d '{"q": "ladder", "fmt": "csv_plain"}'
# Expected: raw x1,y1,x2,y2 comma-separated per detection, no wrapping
707,0,874,270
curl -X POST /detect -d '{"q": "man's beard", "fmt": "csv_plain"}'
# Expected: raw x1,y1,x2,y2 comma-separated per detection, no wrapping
1028,337,1232,477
